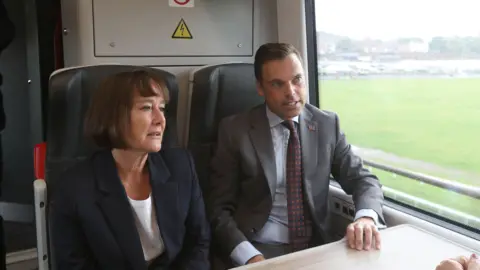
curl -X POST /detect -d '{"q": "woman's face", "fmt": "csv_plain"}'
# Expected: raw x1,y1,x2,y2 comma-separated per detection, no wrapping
124,86,166,153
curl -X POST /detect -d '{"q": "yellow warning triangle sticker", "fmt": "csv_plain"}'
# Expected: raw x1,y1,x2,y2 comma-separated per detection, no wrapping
172,18,193,39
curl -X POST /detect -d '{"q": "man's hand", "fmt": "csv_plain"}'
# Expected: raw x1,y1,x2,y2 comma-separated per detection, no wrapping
435,254,479,270
467,254,480,270
346,217,381,251
436,256,468,270
247,255,265,264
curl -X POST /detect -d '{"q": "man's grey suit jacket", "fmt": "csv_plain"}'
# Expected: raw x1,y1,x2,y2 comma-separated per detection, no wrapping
207,103,384,259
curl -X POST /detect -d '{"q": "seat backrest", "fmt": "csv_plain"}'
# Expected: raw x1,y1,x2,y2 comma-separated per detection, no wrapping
45,65,179,191
187,63,264,193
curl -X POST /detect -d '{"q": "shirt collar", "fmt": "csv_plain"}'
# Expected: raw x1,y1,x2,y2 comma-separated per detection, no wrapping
265,105,299,128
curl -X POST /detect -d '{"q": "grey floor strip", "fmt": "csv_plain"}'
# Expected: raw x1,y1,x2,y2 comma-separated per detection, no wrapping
6,248,37,265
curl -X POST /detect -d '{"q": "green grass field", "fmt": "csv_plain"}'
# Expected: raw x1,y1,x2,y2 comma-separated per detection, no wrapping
319,77,480,219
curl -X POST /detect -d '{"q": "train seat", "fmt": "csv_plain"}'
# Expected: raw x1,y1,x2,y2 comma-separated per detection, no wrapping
33,64,180,270
186,62,264,198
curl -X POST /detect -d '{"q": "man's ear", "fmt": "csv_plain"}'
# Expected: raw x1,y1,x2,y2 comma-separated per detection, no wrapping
256,81,264,97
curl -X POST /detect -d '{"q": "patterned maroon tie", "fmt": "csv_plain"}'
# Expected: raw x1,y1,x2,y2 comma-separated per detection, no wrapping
283,120,312,251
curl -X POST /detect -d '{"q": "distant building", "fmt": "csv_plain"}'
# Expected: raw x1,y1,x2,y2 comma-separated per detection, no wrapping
359,39,394,53
317,42,336,54
397,40,429,53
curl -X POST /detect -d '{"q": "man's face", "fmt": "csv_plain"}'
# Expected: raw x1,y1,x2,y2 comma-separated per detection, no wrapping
257,53,307,120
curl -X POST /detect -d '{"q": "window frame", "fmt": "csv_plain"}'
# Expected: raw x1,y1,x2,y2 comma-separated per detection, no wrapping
304,0,319,106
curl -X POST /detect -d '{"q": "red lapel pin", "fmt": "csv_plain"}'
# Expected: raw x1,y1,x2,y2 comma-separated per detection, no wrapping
308,124,316,131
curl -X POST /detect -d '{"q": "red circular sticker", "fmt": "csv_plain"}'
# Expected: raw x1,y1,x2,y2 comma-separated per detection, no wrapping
174,0,190,5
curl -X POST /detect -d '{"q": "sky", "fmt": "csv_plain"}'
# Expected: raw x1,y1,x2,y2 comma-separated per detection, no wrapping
314,0,479,40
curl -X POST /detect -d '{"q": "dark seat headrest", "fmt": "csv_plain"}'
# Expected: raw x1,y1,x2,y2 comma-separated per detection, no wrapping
45,65,179,185
188,63,264,145
187,63,264,195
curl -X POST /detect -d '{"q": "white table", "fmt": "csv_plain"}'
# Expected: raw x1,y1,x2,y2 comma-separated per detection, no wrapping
232,224,479,270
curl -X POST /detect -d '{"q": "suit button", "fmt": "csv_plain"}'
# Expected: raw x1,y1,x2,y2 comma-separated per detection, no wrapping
250,228,257,233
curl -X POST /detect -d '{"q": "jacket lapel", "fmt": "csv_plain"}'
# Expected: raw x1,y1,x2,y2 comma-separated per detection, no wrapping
94,151,147,270
299,107,319,205
248,104,277,198
147,153,178,263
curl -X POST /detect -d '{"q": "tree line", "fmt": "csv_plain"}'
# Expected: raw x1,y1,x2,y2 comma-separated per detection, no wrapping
333,36,480,55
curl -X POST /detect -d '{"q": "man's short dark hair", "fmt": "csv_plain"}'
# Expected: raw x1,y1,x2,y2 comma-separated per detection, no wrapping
254,43,302,81
84,69,170,149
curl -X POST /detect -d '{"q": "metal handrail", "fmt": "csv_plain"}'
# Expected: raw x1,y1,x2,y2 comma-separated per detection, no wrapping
382,186,480,226
363,159,480,200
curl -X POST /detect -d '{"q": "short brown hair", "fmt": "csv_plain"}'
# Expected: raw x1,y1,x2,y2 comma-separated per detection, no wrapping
254,43,302,81
84,69,170,149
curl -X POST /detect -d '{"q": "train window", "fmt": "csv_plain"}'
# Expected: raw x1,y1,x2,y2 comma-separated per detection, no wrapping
313,0,480,230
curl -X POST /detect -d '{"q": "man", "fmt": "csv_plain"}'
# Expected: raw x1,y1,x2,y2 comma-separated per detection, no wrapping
0,1,15,269
207,43,385,268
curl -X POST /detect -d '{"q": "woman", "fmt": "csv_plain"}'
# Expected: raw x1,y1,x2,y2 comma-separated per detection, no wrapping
436,254,479,270
49,70,210,269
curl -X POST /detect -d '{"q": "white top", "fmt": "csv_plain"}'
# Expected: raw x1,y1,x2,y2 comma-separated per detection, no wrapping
128,194,165,263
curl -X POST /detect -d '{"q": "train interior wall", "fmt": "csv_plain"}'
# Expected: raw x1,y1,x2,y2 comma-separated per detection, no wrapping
60,0,279,145
1,0,37,254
